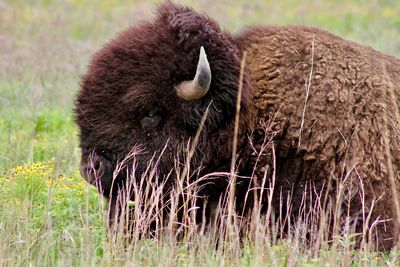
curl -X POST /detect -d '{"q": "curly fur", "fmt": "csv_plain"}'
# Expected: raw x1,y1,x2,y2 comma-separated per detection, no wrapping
237,26,400,249
75,2,400,250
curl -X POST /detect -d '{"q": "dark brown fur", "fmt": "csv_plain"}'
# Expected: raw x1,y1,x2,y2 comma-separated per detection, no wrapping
75,2,400,250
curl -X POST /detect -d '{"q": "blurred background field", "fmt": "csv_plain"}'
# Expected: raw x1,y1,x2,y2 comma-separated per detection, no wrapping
1,0,400,266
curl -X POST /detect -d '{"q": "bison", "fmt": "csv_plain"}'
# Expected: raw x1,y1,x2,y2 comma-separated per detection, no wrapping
75,2,400,250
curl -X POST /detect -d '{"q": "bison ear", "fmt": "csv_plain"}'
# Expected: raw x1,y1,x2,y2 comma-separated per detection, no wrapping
175,46,211,101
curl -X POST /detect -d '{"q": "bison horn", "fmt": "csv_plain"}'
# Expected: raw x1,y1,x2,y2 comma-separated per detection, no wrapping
175,46,212,101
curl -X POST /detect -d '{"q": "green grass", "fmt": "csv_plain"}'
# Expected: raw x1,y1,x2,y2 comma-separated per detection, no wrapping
1,0,400,266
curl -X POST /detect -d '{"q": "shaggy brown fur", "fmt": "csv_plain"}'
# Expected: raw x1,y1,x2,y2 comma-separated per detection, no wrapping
75,2,400,250
238,25,400,250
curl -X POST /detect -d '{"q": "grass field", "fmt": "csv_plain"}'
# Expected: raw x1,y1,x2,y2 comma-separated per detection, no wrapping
1,0,400,266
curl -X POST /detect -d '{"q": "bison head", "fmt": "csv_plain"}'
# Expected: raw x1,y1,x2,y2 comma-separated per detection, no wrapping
75,2,250,200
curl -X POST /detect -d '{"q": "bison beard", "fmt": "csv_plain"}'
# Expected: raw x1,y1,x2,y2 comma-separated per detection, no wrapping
75,2,400,250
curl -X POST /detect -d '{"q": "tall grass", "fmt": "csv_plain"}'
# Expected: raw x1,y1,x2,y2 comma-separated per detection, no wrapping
2,131,399,266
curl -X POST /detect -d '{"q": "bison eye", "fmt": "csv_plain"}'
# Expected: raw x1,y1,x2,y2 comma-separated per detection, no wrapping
141,112,162,131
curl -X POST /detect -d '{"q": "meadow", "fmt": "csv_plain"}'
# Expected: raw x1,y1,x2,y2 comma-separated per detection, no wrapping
1,0,400,266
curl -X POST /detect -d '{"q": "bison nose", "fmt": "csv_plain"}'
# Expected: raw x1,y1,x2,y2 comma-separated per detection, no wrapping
79,154,104,185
